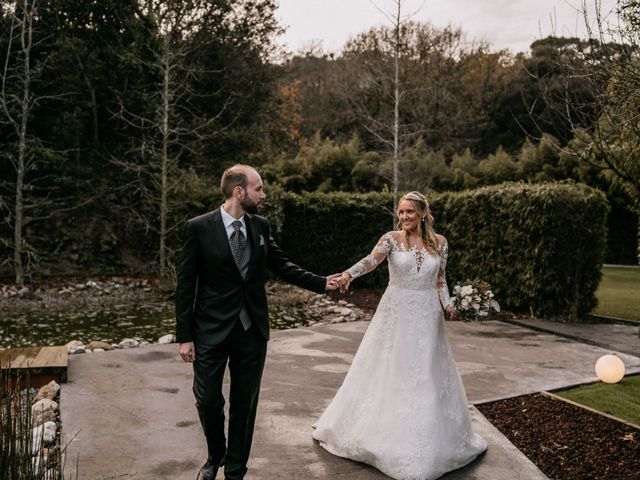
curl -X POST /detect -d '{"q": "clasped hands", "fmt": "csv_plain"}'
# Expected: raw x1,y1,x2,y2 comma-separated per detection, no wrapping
325,272,352,293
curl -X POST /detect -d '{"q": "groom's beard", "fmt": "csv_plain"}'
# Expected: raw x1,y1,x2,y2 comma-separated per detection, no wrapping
241,197,259,214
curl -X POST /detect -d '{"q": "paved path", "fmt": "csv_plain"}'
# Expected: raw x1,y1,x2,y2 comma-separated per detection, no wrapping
61,320,640,479
502,318,640,358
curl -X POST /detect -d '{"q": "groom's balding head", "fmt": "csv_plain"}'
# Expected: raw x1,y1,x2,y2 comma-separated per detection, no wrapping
221,164,258,199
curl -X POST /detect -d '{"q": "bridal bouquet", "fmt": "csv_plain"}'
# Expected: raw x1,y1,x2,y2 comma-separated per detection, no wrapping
451,280,500,322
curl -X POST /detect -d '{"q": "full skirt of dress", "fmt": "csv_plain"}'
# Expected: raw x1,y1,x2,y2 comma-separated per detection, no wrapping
312,284,487,480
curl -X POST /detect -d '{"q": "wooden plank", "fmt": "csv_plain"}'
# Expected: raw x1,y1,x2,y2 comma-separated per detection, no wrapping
11,352,31,369
33,346,67,369
2,347,32,364
0,347,68,386
0,346,40,369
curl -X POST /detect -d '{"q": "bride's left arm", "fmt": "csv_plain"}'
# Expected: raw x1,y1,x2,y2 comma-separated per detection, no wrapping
437,236,453,313
339,232,395,291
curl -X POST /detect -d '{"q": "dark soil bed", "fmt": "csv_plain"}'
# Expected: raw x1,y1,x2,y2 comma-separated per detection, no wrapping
477,393,640,480
332,287,518,321
328,287,384,312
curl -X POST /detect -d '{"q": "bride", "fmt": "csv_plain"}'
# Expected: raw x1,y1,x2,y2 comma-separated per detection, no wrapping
312,191,487,480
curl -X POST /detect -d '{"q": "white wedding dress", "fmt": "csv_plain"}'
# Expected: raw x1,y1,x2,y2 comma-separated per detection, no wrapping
312,232,487,480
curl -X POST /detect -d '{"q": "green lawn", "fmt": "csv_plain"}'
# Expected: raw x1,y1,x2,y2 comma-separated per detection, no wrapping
556,375,640,426
594,266,640,323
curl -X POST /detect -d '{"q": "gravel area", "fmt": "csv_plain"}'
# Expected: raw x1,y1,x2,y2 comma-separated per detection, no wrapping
0,277,162,315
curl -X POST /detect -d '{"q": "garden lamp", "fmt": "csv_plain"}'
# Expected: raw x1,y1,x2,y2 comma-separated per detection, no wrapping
595,354,625,384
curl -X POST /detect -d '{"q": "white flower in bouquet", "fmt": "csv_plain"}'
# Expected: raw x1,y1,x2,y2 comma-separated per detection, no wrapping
460,285,474,297
450,280,500,322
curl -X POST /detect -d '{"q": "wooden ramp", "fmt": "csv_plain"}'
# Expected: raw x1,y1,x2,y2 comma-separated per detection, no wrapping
0,346,68,387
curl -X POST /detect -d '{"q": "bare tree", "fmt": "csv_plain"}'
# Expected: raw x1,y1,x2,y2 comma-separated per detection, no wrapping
114,0,275,287
114,1,246,285
359,0,411,218
342,1,468,219
0,0,38,287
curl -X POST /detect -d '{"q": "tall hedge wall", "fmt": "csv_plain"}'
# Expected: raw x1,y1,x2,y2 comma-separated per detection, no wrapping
272,192,394,288
271,182,608,321
434,183,608,320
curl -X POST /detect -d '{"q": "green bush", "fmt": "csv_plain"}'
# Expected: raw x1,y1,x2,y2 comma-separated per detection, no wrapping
273,191,394,287
273,182,608,321
434,182,608,320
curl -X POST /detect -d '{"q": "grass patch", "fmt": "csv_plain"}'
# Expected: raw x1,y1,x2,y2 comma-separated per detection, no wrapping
594,266,640,323
556,374,640,426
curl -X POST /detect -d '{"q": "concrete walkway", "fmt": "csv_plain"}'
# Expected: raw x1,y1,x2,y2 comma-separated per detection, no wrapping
502,318,640,358
61,320,640,480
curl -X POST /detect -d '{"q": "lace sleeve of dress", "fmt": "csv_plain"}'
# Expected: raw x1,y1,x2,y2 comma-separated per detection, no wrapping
437,238,452,309
345,232,394,279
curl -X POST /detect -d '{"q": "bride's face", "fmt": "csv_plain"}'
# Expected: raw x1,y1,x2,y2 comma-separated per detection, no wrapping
398,199,421,233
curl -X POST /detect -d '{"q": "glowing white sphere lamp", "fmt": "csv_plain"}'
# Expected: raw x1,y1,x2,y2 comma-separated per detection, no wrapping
595,354,625,384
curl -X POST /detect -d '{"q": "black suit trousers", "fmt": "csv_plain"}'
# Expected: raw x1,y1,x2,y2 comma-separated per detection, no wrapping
193,320,267,480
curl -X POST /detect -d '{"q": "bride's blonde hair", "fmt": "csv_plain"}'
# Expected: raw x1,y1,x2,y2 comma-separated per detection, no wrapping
396,191,440,254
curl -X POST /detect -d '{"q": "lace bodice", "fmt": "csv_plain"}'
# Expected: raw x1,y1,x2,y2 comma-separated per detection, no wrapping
346,232,452,309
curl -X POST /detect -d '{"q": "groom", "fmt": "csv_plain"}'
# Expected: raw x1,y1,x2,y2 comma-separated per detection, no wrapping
175,164,339,480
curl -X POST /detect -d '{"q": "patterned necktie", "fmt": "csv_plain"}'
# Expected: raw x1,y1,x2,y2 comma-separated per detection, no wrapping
230,220,246,266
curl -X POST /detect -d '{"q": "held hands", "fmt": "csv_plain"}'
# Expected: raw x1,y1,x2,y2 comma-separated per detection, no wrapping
338,272,352,293
179,342,196,363
325,272,352,293
325,273,342,291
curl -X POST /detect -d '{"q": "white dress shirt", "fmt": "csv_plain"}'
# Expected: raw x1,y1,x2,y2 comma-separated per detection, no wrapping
220,205,246,241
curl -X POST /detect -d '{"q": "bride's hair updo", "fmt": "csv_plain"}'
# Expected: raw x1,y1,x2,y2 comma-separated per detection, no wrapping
396,191,440,254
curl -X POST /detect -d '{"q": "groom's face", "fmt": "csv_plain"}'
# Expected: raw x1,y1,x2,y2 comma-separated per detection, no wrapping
240,171,266,214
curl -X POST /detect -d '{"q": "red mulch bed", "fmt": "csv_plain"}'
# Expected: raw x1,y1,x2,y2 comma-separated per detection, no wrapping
477,393,640,480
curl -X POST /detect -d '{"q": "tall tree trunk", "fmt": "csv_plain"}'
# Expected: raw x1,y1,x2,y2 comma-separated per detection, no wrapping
14,0,35,287
392,0,400,223
89,85,98,143
76,51,99,143
14,138,25,287
159,35,170,281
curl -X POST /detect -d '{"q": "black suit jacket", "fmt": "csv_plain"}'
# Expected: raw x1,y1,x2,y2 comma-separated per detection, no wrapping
175,207,326,345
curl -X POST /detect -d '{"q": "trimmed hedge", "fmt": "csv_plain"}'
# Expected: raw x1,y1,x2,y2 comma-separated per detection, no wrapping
271,182,608,321
272,191,394,288
434,183,608,320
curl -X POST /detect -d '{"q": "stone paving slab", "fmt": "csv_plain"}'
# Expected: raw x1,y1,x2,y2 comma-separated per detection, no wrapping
61,320,640,479
501,318,640,359
446,321,640,402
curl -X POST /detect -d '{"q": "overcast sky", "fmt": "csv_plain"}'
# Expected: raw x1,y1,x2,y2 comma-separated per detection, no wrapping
275,0,619,54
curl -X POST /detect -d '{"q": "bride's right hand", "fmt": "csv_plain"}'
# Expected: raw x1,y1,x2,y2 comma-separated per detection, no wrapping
339,272,352,293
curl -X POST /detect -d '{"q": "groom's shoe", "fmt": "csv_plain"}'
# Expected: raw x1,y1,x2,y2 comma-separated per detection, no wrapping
196,459,218,480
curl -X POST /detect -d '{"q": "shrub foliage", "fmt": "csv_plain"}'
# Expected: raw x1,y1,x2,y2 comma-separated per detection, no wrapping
271,182,608,321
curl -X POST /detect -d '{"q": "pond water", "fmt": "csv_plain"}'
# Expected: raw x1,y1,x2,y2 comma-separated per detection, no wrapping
0,303,313,347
